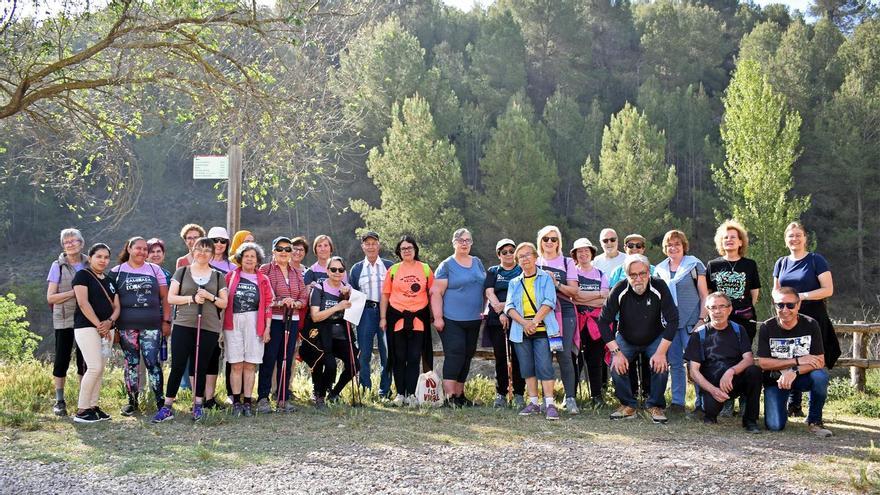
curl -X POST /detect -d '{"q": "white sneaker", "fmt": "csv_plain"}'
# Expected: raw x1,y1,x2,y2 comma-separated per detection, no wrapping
564,397,580,415
406,395,419,407
393,394,405,407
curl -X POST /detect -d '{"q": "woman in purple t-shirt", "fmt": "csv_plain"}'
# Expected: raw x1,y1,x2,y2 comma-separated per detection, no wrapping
569,238,610,406
535,225,580,415
111,237,170,415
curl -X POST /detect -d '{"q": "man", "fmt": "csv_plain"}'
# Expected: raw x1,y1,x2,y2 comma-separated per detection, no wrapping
593,228,625,276
175,223,206,268
608,234,654,288
757,286,832,437
598,254,678,423
685,292,762,433
349,231,394,398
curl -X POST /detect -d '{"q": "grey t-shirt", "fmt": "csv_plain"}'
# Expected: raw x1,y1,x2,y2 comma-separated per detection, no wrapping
171,266,227,333
670,262,706,328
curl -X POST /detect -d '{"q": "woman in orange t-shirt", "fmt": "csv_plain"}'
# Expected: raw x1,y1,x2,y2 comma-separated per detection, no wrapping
380,235,434,406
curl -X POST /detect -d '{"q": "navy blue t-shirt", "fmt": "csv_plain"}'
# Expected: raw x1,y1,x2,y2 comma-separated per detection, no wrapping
773,253,829,294
484,264,522,324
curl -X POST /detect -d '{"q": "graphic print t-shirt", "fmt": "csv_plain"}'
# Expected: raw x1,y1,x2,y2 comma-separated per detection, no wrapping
575,266,609,312
111,262,166,329
233,272,260,314
536,255,577,313
757,315,824,382
310,282,346,339
484,264,522,324
706,257,761,312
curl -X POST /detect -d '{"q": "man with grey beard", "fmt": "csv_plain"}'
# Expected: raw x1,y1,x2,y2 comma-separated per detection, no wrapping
598,254,679,423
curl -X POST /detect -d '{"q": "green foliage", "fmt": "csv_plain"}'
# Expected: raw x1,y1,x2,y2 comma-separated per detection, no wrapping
582,103,678,241
542,91,589,221
712,59,809,282
470,94,560,255
0,294,41,362
351,95,466,265
838,18,880,93
466,9,528,122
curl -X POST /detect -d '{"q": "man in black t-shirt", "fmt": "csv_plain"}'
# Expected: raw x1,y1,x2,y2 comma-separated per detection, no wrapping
756,286,832,437
685,292,762,433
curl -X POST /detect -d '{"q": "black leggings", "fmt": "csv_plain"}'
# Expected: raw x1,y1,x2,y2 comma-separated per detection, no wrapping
577,325,606,399
53,327,87,378
312,322,359,399
439,318,481,383
392,327,425,396
486,323,524,396
166,324,220,398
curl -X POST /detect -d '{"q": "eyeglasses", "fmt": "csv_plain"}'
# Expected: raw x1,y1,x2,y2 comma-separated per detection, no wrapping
62,239,81,246
455,238,473,245
707,304,731,311
517,254,534,260
400,246,415,252
602,238,617,243
627,271,649,279
193,247,212,254
775,302,797,310
185,235,200,242
328,267,345,274
499,249,514,256
541,236,559,243
291,246,305,253
274,246,292,253
625,243,644,249
211,238,228,244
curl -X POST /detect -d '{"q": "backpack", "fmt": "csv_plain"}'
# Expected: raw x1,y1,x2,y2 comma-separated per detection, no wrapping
388,261,431,281
696,321,743,362
415,370,445,407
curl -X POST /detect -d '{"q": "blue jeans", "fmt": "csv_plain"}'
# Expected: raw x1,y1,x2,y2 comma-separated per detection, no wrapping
669,326,700,407
611,334,669,409
357,306,391,395
514,337,555,381
764,368,830,430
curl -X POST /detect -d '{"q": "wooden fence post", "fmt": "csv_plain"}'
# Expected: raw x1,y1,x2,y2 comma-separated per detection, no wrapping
852,320,866,393
227,145,242,236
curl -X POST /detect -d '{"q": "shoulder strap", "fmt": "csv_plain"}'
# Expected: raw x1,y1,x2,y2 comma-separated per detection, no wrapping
421,262,431,279
389,262,400,280
520,278,539,313
84,269,114,306
698,325,708,361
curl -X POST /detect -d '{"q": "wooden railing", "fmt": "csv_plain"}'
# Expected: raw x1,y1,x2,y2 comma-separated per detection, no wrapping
835,322,880,392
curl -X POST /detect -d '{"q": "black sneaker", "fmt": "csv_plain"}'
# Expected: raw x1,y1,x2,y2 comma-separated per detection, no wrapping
788,403,804,418
242,403,254,418
121,404,136,417
73,409,100,424
455,395,475,407
53,400,67,417
93,406,111,421
744,422,762,434
326,393,340,404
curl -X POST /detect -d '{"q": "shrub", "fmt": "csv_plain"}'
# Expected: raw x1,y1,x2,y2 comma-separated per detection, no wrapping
0,293,41,361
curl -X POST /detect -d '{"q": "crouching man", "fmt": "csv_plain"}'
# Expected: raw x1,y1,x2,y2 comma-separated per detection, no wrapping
757,286,832,437
685,292,762,433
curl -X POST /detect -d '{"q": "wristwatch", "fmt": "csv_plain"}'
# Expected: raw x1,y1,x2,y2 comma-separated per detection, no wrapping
789,366,799,376
609,348,620,356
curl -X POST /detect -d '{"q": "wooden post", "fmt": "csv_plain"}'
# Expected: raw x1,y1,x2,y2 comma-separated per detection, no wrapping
852,321,866,393
227,145,242,236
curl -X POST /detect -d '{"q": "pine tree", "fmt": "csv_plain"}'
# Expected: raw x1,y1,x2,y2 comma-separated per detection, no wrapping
712,60,809,284
351,95,466,265
581,102,678,242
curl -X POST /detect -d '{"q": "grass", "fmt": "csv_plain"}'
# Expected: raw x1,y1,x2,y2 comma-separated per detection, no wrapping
3,359,880,491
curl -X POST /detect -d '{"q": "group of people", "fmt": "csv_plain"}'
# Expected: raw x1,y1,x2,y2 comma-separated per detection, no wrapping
46,219,840,437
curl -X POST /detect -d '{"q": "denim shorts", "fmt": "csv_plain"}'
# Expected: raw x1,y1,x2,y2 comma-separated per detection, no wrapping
514,336,554,381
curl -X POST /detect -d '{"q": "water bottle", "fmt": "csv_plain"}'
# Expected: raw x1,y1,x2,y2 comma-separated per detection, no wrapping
101,336,112,359
160,335,168,362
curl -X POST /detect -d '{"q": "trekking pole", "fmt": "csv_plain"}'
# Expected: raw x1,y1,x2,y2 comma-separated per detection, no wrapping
193,286,205,414
344,321,362,407
505,326,514,402
278,307,292,406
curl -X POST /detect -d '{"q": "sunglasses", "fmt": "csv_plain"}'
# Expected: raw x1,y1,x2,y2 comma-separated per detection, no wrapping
626,243,644,249
499,249,515,256
602,238,617,243
541,236,559,243
328,267,345,274
274,246,292,253
211,238,228,244
775,302,798,310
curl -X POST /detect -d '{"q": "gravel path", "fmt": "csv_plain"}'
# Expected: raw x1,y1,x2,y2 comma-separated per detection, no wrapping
0,429,853,494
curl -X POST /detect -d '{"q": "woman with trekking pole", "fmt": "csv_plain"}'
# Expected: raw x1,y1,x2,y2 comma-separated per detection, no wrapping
310,256,360,408
484,238,525,409
256,236,308,414
110,236,171,416
380,235,434,407
152,237,228,423
223,242,273,417
570,238,609,407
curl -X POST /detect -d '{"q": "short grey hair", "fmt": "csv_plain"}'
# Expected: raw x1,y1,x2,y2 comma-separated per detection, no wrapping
452,228,472,243
233,241,266,266
59,228,84,247
623,254,650,275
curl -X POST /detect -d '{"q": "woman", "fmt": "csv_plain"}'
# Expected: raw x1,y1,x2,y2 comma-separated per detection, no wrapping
111,237,171,415
146,238,172,285
656,230,708,414
224,242,273,417
304,234,347,286
484,238,525,408
773,221,840,417
570,238,609,407
176,224,206,269
71,243,120,423
380,236,434,406
204,226,233,408
706,220,761,343
153,237,228,423
430,228,486,406
504,242,561,421
310,256,358,408
257,236,308,413
47,228,89,417
229,230,255,265
535,225,580,415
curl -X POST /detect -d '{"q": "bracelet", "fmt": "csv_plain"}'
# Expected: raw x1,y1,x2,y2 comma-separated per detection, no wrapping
795,356,799,366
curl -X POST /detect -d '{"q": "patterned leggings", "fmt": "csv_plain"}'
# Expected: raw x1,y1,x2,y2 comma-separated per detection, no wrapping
119,328,164,403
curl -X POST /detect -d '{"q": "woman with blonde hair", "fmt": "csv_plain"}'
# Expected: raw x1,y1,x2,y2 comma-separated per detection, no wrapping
706,220,761,343
535,225,580,415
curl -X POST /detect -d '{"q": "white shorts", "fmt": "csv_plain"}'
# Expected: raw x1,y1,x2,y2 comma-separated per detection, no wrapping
226,311,264,364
